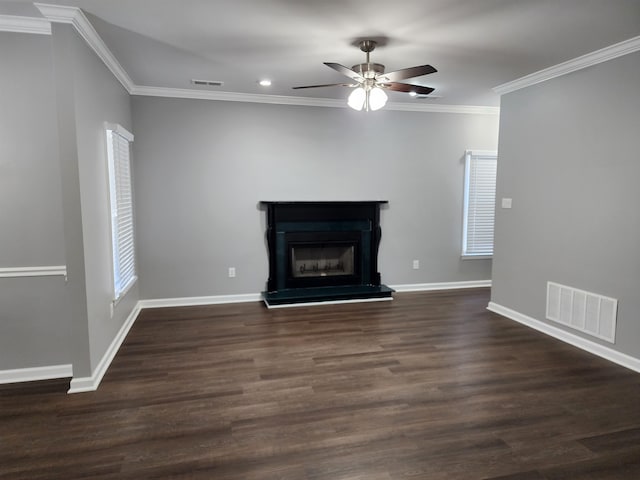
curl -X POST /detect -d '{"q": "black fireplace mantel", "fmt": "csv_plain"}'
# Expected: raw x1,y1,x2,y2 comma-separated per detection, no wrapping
260,201,393,307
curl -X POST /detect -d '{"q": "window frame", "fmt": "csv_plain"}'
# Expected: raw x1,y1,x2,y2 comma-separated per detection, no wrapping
462,149,498,259
105,123,137,303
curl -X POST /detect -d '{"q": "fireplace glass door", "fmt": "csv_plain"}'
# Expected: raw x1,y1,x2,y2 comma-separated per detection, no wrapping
285,233,361,288
291,244,355,279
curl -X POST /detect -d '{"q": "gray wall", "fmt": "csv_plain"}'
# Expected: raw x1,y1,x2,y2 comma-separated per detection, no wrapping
0,33,65,267
64,26,139,372
0,26,139,378
51,24,139,374
131,98,499,299
491,51,640,359
0,32,72,370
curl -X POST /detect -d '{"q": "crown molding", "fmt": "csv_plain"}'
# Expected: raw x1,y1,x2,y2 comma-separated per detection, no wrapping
385,102,499,115
0,14,51,35
132,85,499,115
494,35,640,95
34,3,134,93
131,85,346,108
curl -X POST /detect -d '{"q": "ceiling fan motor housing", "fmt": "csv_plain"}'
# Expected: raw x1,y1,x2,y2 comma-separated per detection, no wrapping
352,63,385,78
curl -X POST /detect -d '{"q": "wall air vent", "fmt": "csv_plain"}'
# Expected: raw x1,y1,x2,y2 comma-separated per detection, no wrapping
191,79,224,87
546,281,617,343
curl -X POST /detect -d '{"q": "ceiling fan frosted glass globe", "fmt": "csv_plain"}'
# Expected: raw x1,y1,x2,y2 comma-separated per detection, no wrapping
369,87,388,111
347,87,366,110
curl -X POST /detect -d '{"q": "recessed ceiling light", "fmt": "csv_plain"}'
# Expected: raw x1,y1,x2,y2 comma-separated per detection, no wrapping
408,91,418,97
258,79,272,87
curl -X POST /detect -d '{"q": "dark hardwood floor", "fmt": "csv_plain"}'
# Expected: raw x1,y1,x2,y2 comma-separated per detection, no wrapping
2,289,640,479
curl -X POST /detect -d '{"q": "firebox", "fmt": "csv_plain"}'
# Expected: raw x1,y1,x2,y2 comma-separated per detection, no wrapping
291,244,354,278
260,201,393,307
286,230,361,288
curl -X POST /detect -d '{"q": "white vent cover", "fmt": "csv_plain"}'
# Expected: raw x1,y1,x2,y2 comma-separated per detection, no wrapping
546,281,617,343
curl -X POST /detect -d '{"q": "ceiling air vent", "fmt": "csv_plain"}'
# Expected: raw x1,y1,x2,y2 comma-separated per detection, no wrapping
191,79,224,87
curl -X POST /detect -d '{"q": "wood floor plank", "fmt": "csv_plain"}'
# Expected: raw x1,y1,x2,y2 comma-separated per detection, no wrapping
1,289,639,479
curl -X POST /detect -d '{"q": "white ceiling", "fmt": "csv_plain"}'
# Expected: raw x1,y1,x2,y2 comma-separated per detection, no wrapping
7,0,640,106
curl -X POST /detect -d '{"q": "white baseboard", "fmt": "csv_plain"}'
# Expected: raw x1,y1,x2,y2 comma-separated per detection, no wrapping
68,303,142,394
138,293,262,309
139,284,491,309
391,280,491,292
0,364,72,384
487,302,640,373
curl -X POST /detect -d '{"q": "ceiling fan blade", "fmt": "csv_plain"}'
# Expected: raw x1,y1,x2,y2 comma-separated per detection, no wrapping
324,62,365,82
378,64,437,82
382,82,435,95
292,83,357,90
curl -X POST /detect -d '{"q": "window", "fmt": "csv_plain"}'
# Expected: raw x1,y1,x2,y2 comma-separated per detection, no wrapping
106,124,136,301
462,150,497,257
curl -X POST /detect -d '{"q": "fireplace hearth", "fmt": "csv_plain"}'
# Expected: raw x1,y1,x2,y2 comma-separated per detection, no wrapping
260,201,393,307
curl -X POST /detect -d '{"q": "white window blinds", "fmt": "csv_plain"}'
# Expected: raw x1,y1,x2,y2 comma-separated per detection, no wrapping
462,150,497,257
106,125,136,301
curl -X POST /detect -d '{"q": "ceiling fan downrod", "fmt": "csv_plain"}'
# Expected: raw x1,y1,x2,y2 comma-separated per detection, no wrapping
353,40,384,78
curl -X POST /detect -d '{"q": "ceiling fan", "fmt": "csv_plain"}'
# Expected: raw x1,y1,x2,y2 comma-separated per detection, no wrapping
293,40,437,111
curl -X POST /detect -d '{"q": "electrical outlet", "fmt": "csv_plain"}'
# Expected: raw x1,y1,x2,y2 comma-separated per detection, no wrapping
228,267,236,278
413,260,420,270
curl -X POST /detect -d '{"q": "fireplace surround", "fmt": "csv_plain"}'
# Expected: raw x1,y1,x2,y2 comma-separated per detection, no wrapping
260,201,393,307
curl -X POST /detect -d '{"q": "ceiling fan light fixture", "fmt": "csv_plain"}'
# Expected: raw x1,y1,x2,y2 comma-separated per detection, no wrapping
348,86,387,112
347,87,366,111
369,87,388,111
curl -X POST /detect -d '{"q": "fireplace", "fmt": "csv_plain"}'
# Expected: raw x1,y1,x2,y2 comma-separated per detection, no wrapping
260,201,393,307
